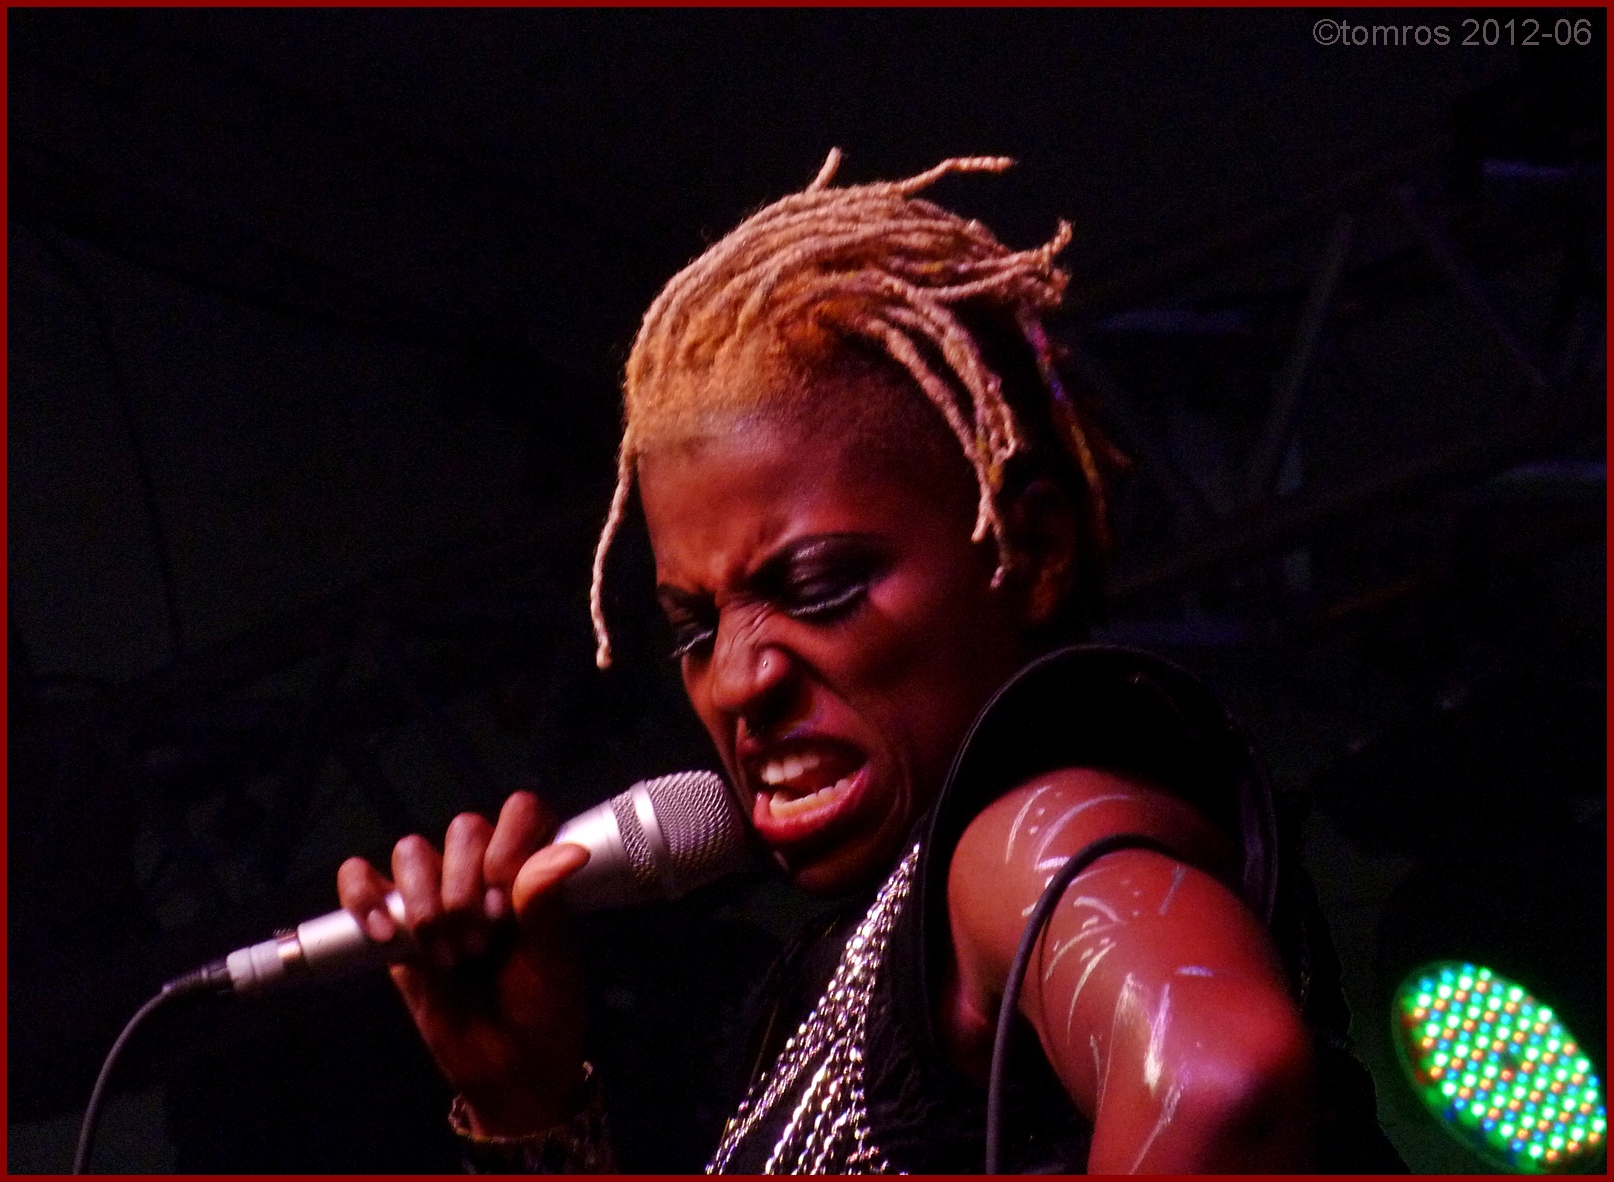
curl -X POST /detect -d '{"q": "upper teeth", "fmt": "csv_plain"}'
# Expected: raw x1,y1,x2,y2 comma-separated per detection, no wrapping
761,751,822,786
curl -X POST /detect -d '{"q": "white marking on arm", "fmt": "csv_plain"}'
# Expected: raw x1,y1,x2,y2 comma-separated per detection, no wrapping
1175,965,1215,978
1044,921,1115,981
1157,863,1187,915
1042,932,1083,979
1023,885,1128,922
1101,974,1143,1109
1126,1082,1183,1173
1069,896,1122,925
1031,794,1133,863
1005,784,1054,863
1142,983,1172,1095
1061,939,1116,1041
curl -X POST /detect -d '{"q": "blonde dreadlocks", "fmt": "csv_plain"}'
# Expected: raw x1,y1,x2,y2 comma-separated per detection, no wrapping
590,149,1120,668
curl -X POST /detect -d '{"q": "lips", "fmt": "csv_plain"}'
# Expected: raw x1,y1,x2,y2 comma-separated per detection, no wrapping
743,738,870,848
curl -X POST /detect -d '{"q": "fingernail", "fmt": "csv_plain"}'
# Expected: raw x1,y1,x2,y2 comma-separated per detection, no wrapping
484,888,508,921
366,909,397,942
536,842,589,875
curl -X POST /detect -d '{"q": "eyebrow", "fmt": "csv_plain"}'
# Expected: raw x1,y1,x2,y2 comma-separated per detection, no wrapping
655,583,709,615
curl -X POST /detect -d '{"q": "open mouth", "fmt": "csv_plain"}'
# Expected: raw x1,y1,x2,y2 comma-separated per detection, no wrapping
746,741,869,845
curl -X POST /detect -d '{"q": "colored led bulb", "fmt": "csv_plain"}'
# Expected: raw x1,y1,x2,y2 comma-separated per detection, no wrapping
1394,962,1605,1174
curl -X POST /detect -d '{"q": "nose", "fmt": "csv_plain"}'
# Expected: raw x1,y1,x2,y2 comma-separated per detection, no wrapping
707,605,794,731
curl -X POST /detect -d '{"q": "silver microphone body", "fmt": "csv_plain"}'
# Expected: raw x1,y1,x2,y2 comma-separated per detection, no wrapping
220,770,749,996
553,769,751,910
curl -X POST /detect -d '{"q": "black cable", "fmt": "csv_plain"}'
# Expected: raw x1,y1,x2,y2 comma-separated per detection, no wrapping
984,832,1182,1175
73,964,231,1174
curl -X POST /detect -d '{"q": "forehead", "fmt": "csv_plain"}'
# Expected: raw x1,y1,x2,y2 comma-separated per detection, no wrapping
636,411,972,590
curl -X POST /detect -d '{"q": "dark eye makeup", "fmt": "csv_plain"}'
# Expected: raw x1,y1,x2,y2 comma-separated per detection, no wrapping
657,534,886,661
657,589,718,660
765,536,883,621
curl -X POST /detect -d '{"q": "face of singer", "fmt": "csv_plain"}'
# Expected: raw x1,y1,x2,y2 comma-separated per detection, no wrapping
638,378,1061,895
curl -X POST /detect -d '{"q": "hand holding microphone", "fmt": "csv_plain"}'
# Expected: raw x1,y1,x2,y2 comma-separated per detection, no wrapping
336,787,591,1137
224,770,749,994
331,771,748,1136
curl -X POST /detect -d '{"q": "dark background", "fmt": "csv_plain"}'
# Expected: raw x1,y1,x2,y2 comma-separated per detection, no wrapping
8,8,1605,1173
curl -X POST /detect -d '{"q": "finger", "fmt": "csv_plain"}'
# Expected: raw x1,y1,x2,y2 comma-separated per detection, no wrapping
483,791,556,919
392,834,445,930
439,812,495,958
338,857,400,942
511,843,590,924
441,812,495,915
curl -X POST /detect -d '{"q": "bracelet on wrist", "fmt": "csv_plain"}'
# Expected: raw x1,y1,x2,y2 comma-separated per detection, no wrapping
449,1062,617,1174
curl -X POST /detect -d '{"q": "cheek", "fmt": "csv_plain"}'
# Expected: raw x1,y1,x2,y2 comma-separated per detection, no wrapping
835,559,1019,759
862,553,1014,676
682,661,727,747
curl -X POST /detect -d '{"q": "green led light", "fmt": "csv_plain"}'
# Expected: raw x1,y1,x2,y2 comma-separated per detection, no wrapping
1394,962,1605,1174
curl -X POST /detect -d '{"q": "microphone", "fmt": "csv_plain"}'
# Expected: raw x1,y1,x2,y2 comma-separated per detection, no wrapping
214,770,749,996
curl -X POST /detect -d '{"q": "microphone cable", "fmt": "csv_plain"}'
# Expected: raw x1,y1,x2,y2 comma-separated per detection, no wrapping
984,832,1182,1175
73,964,231,1174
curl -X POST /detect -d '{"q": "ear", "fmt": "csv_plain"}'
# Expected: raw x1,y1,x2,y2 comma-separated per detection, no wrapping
999,477,1081,630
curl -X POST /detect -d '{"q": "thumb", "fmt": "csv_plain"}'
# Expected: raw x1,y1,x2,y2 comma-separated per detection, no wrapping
511,842,590,921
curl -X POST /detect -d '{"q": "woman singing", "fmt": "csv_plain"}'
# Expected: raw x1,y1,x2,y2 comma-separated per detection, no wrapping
337,151,1402,1173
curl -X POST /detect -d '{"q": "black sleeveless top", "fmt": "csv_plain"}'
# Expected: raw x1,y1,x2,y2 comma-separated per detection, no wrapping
719,645,1407,1173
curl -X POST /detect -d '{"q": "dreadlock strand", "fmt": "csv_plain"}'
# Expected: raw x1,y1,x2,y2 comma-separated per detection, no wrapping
849,315,983,483
891,155,1017,195
808,147,842,191
1035,219,1075,269
1055,398,1108,536
1018,315,1118,556
856,315,1012,566
878,300,1022,471
589,441,636,669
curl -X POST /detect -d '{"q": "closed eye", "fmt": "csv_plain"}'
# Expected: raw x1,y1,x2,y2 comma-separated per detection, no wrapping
657,587,717,661
767,536,884,624
669,619,716,660
783,576,870,622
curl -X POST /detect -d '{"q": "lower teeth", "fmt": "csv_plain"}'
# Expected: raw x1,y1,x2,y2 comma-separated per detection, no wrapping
769,776,852,819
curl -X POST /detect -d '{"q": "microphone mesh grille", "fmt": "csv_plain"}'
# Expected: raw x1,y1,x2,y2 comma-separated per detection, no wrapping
609,793,660,896
643,770,750,886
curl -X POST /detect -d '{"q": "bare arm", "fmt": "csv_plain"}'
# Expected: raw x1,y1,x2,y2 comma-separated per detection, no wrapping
946,769,1314,1173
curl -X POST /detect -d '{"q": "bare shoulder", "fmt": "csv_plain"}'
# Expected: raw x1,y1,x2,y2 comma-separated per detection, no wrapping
969,769,1240,869
942,769,1315,1171
949,769,1242,959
